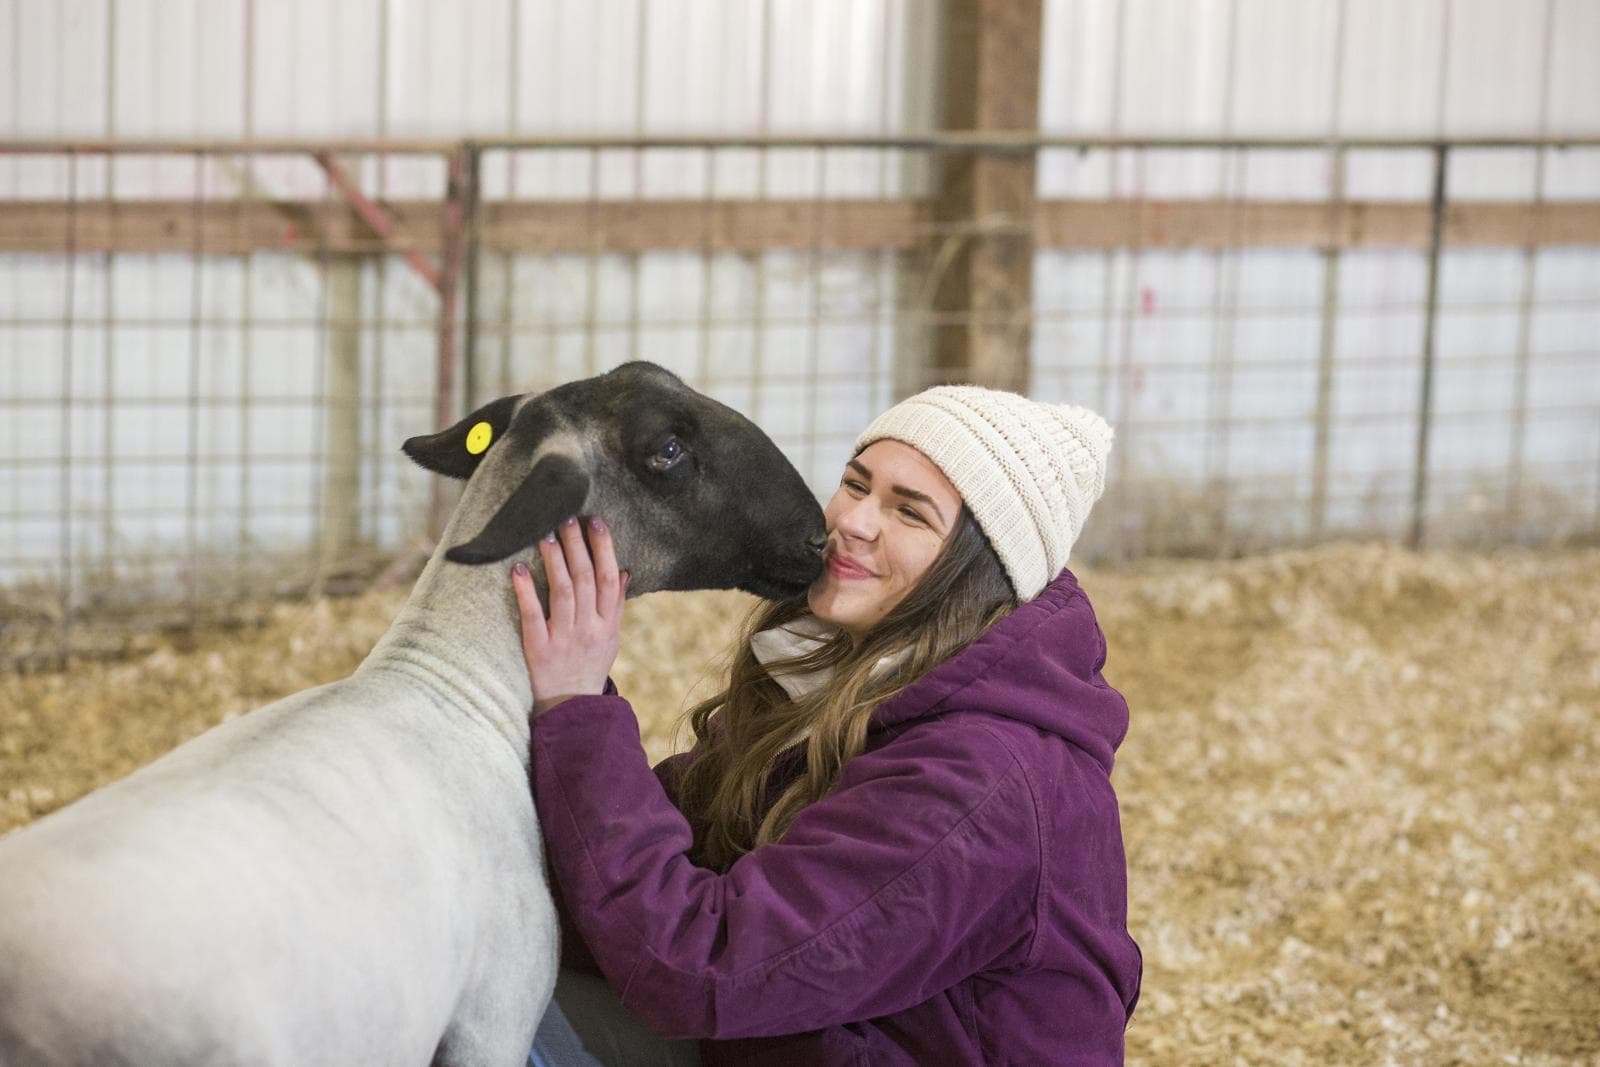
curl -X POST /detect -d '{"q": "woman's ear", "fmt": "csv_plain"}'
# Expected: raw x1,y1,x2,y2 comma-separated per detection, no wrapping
401,394,523,480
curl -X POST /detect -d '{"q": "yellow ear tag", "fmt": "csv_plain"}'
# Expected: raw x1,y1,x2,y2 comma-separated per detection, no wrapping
465,421,494,455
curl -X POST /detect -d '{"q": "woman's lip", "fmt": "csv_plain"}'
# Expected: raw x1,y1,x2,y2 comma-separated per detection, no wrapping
826,554,876,580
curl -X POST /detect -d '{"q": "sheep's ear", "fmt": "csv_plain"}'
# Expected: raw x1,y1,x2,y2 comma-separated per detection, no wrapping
401,395,522,480
443,454,591,565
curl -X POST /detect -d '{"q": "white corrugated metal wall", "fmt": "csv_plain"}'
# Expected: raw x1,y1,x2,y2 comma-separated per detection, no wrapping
2,1,1597,590
1034,0,1600,551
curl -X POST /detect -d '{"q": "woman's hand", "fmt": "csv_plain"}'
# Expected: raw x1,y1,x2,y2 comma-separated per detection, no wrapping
512,515,630,717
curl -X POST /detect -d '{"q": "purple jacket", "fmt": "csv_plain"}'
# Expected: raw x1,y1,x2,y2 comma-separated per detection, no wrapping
530,569,1141,1065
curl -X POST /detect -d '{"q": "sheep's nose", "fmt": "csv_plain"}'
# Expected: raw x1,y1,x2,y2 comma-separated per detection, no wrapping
807,533,827,556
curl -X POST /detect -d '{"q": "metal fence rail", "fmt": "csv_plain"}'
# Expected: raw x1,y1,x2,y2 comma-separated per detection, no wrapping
3,133,1599,666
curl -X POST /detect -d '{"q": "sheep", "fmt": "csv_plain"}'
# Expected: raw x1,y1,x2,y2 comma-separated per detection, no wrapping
0,361,826,1067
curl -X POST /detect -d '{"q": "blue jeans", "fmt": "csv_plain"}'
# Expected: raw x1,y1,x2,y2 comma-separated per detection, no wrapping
529,968,702,1067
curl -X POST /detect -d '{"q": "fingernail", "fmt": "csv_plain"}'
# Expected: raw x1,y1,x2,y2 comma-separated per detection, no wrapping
562,515,578,528
589,515,607,533
542,530,557,544
513,562,529,577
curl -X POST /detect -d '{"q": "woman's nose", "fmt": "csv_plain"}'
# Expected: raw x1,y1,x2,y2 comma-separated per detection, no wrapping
834,497,878,541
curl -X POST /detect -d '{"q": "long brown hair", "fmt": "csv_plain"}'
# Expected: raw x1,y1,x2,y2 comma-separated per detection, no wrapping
673,505,1017,872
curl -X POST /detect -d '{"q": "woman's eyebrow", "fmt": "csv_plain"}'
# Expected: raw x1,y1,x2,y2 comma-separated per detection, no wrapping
847,459,948,528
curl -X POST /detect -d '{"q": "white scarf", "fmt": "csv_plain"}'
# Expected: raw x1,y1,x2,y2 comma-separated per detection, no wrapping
748,615,909,702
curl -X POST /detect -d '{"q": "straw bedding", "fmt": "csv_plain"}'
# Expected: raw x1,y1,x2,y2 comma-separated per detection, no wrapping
2,543,1596,1065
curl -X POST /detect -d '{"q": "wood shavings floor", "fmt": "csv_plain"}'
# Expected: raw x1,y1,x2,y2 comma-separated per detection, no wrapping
3,543,1596,1065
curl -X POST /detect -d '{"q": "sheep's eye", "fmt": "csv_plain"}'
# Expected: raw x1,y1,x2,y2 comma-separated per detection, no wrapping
647,437,686,472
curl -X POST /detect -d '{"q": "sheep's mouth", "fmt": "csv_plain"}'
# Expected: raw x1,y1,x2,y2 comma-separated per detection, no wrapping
741,574,814,601
741,556,824,601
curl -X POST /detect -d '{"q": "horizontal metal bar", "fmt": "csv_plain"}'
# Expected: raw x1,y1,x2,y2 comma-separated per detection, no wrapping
4,132,1600,155
1032,348,1600,373
3,297,1596,334
1030,297,1600,319
0,395,435,406
1098,402,1600,431
0,503,339,521
473,132,1600,152
473,307,1600,332
0,395,435,408
0,317,441,330
0,453,332,468
0,138,461,156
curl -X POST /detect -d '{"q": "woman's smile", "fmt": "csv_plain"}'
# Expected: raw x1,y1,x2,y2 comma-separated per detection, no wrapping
825,551,877,581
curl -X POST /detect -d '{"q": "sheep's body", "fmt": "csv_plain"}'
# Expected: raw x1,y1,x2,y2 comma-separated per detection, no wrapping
0,363,827,1067
0,583,553,1066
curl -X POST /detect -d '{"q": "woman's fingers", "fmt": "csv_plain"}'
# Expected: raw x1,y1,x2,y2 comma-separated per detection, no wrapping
511,561,546,651
540,529,574,630
557,516,595,610
588,516,623,620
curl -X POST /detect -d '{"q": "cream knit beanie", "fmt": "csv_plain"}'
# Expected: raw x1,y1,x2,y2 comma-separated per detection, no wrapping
854,385,1113,601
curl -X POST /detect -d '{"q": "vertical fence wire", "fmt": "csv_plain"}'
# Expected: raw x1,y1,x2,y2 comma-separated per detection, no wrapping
1507,0,1559,536
1105,0,1137,561
1310,145,1345,541
1204,0,1243,555
184,151,204,628
370,156,388,549
495,0,521,405
1410,0,1456,549
57,150,78,664
581,147,602,382
1111,150,1147,562
803,147,826,485
461,148,483,417
750,0,775,435
309,160,332,591
1410,144,1450,549
1310,0,1350,542
695,146,716,391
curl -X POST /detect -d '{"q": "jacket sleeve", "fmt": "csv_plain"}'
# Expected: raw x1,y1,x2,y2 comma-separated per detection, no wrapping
530,694,1040,1041
651,749,695,805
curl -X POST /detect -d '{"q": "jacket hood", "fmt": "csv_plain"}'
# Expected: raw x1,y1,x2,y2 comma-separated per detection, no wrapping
870,569,1129,773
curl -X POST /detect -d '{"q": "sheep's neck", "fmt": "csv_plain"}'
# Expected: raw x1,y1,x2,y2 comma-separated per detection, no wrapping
359,547,537,766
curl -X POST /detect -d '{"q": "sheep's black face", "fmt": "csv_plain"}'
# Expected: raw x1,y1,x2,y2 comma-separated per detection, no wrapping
590,364,826,601
405,362,824,602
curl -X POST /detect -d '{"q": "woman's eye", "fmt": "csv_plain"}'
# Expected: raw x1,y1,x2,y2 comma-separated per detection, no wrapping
899,506,926,524
647,437,686,472
842,478,867,494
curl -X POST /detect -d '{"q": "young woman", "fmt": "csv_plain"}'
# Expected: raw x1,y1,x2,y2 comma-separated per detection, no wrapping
515,385,1142,1066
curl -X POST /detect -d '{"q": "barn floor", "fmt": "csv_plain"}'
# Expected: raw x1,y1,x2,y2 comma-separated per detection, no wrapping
3,542,1597,1065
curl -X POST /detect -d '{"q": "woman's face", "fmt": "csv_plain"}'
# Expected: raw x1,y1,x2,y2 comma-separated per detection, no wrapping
808,439,963,636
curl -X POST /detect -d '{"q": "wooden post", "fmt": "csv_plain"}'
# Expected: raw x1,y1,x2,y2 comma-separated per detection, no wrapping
929,0,1042,393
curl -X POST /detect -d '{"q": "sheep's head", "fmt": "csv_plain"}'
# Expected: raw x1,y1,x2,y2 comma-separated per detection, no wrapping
402,362,826,601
